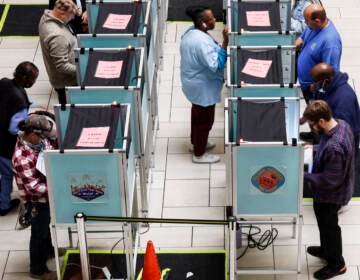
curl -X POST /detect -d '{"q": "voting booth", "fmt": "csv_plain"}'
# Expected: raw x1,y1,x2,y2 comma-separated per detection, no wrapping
227,45,296,87
84,0,160,122
227,0,294,45
224,97,303,278
72,47,153,212
45,104,138,279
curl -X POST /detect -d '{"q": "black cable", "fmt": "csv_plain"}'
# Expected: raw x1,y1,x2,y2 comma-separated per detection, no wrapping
236,224,278,260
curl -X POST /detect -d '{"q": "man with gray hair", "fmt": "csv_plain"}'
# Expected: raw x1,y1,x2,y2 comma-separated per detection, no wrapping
39,0,80,105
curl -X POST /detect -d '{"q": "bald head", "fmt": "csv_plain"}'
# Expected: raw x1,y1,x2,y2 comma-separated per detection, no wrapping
311,63,334,81
304,4,327,29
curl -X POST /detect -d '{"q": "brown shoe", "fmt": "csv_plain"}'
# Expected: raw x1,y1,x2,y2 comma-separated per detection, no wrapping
29,270,57,280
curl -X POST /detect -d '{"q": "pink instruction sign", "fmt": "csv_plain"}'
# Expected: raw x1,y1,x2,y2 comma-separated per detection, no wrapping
246,11,270,27
103,14,132,30
77,127,110,147
241,58,272,78
95,60,123,79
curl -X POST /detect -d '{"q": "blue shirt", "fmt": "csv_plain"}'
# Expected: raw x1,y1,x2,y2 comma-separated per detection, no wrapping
180,26,225,107
297,21,342,90
304,120,354,205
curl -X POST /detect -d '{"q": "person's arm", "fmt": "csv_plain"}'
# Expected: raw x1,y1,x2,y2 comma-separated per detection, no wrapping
47,34,77,75
304,149,347,190
295,36,303,51
217,27,229,71
8,108,28,135
13,148,48,195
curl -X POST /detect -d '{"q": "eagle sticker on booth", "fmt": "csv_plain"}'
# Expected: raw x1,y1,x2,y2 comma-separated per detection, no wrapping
251,166,285,193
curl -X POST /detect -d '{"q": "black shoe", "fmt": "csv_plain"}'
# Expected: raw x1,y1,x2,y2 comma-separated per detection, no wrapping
313,264,346,279
307,246,324,258
0,199,20,216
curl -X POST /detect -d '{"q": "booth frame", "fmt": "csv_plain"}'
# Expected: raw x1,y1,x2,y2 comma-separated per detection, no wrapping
72,47,153,213
224,97,304,278
227,45,296,87
45,104,139,279
84,0,160,127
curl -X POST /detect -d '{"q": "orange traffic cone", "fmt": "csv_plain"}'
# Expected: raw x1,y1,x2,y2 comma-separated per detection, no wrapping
142,240,161,280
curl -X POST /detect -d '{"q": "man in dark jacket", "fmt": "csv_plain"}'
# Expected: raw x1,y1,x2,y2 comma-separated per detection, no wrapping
304,100,354,280
310,62,360,149
0,61,39,216
301,63,360,148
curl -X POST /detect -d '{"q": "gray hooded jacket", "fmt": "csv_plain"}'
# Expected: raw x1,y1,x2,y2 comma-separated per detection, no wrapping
38,10,77,89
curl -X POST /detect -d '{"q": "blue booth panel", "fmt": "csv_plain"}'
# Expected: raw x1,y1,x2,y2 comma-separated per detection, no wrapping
46,152,127,224
232,32,296,46
230,85,300,98
233,144,302,216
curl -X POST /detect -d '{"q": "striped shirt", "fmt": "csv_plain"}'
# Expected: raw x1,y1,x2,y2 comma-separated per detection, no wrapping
304,119,354,205
12,137,54,204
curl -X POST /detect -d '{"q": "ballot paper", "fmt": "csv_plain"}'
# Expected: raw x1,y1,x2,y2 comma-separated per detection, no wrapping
303,145,313,173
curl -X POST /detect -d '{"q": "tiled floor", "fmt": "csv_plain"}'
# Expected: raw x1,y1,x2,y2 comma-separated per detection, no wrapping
1,0,360,279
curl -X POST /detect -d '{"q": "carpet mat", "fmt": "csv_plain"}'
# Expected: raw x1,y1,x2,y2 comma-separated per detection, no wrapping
167,0,223,22
62,249,227,279
0,4,46,37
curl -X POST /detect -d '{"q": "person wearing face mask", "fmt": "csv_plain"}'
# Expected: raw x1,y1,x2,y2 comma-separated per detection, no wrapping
303,100,354,280
296,4,342,104
306,63,360,148
180,5,229,164
0,61,39,216
39,0,81,105
12,114,57,279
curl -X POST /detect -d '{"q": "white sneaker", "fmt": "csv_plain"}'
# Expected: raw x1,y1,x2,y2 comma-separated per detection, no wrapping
338,205,350,214
192,152,220,164
189,142,216,153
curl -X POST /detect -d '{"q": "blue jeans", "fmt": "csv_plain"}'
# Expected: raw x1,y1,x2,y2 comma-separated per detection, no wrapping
0,156,13,210
29,203,53,275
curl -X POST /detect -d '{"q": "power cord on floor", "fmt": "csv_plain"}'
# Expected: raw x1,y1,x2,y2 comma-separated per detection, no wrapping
236,223,278,260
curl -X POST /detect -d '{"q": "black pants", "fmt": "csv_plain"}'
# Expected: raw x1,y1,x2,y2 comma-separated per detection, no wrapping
301,86,313,104
29,203,53,275
191,104,215,157
55,88,66,105
313,202,345,267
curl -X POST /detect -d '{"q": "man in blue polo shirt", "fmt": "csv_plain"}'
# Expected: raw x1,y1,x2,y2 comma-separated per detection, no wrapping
296,4,342,104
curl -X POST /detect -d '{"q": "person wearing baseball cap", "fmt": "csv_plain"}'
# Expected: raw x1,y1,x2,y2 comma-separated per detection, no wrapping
12,114,57,279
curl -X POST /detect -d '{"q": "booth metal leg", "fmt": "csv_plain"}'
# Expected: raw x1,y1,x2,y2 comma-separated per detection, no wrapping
50,224,61,280
229,221,236,280
124,223,135,280
75,213,91,280
297,215,303,274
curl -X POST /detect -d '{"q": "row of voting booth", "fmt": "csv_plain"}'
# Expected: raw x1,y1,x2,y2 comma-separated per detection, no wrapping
39,0,312,278
43,0,168,279
225,0,304,278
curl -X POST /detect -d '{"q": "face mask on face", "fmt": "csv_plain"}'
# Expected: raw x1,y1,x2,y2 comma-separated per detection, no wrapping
313,79,328,93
